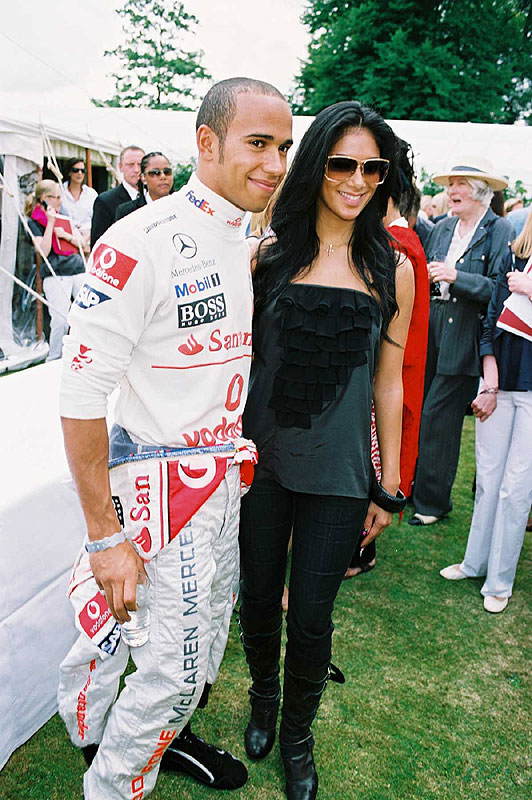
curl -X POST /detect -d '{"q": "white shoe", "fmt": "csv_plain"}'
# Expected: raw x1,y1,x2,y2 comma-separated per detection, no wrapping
440,563,467,580
483,595,508,613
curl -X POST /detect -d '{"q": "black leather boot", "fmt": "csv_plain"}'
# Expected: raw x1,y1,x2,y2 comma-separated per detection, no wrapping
280,737,318,800
279,658,329,800
239,612,282,760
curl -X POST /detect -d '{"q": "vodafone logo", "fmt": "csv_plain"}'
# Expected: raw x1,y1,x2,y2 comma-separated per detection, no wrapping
89,243,138,291
86,600,102,620
79,591,112,638
178,456,217,489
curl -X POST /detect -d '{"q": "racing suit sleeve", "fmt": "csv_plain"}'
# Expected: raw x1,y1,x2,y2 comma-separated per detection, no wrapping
60,223,156,419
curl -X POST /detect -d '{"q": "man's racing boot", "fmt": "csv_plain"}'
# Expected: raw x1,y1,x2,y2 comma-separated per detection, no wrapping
161,723,248,790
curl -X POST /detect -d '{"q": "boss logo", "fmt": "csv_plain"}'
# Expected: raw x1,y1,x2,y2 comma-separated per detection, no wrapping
177,293,227,328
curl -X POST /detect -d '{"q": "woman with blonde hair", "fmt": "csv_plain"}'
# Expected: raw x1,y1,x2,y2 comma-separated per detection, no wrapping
440,206,532,612
429,189,449,221
26,180,85,360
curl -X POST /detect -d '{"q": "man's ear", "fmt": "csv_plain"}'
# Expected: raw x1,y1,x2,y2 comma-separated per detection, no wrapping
196,124,219,163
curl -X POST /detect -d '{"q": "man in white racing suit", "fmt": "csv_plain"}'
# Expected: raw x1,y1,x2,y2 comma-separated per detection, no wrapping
57,77,293,800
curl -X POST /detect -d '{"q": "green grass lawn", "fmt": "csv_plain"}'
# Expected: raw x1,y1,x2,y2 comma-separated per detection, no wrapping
1,417,531,799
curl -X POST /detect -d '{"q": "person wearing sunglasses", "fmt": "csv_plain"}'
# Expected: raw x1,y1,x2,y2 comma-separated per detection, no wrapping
115,152,173,221
61,157,98,247
238,101,413,800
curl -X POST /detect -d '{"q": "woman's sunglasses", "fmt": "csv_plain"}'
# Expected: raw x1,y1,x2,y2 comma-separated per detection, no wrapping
145,168,173,177
70,167,85,174
324,155,390,185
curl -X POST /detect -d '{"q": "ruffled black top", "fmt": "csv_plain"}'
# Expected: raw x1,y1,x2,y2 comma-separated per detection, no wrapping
243,284,382,498
268,285,377,429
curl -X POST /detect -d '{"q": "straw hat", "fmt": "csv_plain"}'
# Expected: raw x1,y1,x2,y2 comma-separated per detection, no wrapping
432,156,508,191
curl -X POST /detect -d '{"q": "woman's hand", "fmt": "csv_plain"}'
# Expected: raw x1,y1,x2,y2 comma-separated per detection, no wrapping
361,501,393,548
507,271,532,296
45,205,57,225
428,260,457,284
471,391,497,422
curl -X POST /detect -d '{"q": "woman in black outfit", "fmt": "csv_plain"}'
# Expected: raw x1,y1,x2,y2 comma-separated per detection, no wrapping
239,102,414,800
115,151,173,220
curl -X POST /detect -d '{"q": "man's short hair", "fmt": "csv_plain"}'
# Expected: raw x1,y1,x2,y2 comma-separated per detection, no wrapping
119,145,144,163
196,78,286,154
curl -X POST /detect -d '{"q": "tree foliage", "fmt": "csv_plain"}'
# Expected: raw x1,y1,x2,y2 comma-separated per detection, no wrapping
94,0,210,110
293,0,532,123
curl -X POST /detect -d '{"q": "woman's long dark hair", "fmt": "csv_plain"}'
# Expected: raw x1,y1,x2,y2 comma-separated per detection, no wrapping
391,138,418,220
253,101,399,338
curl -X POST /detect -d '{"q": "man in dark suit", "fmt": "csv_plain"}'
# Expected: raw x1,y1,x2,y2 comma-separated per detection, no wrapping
90,146,144,247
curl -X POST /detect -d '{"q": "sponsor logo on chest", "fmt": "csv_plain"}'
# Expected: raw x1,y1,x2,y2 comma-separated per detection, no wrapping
174,272,221,298
185,190,215,216
177,293,227,328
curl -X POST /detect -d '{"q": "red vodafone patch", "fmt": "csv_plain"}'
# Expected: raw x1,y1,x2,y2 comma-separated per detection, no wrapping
79,591,112,638
89,243,138,291
167,456,227,540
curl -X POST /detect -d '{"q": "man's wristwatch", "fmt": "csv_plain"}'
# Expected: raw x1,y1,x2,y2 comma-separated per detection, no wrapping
85,530,126,553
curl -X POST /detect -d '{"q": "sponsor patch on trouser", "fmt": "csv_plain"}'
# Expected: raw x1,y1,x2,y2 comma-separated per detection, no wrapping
68,433,257,655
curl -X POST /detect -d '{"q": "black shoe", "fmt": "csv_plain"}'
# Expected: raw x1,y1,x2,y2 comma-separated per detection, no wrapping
161,724,248,790
280,738,318,800
245,692,280,760
81,743,99,767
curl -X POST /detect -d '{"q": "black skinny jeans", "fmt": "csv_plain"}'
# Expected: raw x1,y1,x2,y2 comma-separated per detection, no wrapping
239,477,368,669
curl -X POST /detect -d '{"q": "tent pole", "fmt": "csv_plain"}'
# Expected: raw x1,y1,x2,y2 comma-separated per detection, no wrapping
86,148,92,187
35,254,43,339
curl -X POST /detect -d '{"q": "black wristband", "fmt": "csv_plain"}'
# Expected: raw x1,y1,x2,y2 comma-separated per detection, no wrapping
370,482,407,513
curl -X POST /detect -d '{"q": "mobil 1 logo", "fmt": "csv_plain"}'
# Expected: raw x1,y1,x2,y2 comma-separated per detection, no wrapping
177,293,227,328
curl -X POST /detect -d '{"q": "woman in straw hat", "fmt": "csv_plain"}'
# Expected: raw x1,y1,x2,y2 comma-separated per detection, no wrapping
409,156,513,526
440,206,532,612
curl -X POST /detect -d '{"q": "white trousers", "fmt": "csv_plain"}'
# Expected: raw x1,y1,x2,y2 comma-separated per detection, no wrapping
43,273,85,360
461,390,532,597
58,466,241,800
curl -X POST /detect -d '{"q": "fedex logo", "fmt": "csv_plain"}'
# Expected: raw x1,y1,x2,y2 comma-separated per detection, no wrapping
89,244,137,291
186,190,215,216
79,592,112,639
175,272,220,298
75,283,111,310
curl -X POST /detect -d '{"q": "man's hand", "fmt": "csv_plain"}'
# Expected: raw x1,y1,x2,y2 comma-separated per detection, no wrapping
471,391,497,422
361,501,392,548
89,540,146,623
428,260,457,284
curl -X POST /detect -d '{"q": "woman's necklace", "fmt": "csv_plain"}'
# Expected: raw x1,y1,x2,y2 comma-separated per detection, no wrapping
325,241,348,256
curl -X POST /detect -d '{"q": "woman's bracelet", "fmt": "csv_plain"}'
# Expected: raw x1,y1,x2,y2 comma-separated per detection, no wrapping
370,481,407,513
479,387,499,395
85,530,126,553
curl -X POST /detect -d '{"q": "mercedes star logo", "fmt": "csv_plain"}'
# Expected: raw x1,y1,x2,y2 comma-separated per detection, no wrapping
173,232,198,259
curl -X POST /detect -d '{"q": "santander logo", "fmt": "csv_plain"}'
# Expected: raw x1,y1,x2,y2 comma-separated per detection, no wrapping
178,334,204,356
133,526,152,554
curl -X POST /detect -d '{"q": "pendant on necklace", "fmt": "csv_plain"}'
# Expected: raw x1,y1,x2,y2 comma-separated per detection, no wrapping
327,243,335,256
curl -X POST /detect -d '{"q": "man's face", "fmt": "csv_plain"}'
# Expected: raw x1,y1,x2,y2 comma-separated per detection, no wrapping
209,92,293,212
119,149,144,188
